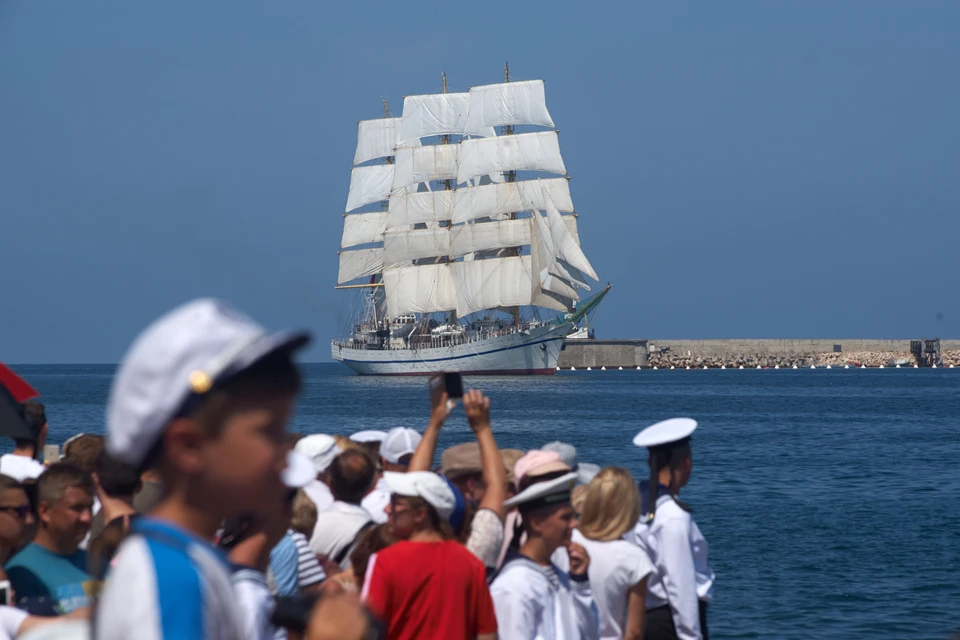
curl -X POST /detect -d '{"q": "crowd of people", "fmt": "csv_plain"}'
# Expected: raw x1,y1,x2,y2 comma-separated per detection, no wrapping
0,298,715,640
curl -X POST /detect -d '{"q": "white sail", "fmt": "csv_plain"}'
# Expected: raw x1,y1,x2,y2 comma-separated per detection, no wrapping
392,145,459,191
544,192,598,281
341,212,388,248
451,255,538,317
337,247,384,284
382,217,579,263
383,228,450,265
354,118,404,166
345,164,395,212
397,93,468,146
452,178,573,224
463,80,555,135
386,190,455,229
383,263,458,316
457,131,566,184
449,219,530,257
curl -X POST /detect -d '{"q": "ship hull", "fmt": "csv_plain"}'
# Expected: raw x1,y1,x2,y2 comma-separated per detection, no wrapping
331,324,569,376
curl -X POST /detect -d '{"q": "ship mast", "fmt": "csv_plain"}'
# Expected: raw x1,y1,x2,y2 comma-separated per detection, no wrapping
501,62,521,327
439,72,457,326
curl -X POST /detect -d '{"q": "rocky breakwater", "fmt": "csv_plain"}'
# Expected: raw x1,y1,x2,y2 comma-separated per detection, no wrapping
647,349,960,369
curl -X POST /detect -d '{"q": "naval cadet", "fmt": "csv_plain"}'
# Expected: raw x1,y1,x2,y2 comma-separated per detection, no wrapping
632,418,714,640
490,472,600,640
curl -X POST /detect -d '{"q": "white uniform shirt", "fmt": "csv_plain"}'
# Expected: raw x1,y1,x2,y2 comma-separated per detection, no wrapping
632,496,714,640
571,529,653,640
0,454,45,482
309,501,373,567
360,477,390,524
490,551,600,640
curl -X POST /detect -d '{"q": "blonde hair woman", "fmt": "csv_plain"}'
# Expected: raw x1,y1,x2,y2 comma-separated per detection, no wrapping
574,467,652,640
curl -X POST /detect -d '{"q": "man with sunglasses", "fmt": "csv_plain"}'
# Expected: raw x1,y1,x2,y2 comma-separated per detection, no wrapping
0,476,33,565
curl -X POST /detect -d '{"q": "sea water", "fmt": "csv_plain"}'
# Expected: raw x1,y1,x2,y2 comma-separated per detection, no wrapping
9,364,960,639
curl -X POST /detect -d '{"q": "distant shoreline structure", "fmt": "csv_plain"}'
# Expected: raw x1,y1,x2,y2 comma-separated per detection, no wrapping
557,339,960,370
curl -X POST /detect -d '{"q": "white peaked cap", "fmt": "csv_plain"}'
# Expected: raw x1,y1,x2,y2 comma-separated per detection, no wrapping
295,434,342,474
384,471,456,521
106,298,310,467
381,427,422,464
632,417,698,448
349,430,388,443
282,450,316,488
503,472,578,510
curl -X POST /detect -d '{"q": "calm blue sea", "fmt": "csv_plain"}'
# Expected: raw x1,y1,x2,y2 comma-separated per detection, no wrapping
7,363,960,639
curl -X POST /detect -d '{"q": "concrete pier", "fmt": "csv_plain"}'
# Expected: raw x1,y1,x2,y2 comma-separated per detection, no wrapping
557,338,960,369
558,339,648,369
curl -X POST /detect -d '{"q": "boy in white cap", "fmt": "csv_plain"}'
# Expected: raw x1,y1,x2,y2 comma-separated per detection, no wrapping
490,473,600,640
361,471,497,640
94,299,321,640
361,426,421,523
631,418,714,640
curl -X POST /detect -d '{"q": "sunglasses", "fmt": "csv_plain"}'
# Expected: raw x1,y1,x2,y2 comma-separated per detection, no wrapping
0,505,31,519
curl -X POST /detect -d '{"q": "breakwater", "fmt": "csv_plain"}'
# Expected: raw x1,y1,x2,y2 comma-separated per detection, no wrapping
558,339,960,369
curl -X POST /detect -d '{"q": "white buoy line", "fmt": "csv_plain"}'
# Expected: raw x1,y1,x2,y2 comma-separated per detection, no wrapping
564,362,955,371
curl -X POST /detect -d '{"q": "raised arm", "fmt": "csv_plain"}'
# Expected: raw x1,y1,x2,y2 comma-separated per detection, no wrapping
463,390,506,519
408,386,450,472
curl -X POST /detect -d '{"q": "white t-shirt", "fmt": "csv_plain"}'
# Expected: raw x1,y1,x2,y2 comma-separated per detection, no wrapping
0,605,28,640
572,529,653,640
0,454,45,482
309,501,373,568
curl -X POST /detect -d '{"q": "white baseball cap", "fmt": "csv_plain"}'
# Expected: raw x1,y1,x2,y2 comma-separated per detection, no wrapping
380,427,422,464
106,298,310,468
349,430,388,444
384,471,456,521
295,434,342,474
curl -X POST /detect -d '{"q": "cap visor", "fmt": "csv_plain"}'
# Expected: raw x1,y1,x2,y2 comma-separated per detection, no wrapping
282,450,316,489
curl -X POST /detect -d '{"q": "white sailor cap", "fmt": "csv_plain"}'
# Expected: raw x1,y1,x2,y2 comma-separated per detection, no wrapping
349,430,388,444
107,298,310,468
503,471,578,512
632,417,697,449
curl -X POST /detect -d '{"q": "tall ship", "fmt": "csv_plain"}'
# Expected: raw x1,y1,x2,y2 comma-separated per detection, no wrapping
332,66,609,375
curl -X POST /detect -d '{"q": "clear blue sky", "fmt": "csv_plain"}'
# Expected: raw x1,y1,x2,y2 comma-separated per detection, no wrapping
2,1,958,363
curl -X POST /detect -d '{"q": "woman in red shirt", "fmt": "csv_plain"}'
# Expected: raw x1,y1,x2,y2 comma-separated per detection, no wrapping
361,471,497,640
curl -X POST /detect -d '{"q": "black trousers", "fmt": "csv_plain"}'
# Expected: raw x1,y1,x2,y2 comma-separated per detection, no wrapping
645,602,709,640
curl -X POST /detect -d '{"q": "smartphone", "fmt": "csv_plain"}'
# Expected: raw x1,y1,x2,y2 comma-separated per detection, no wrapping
429,371,464,399
0,580,10,606
443,371,464,398
43,445,60,465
